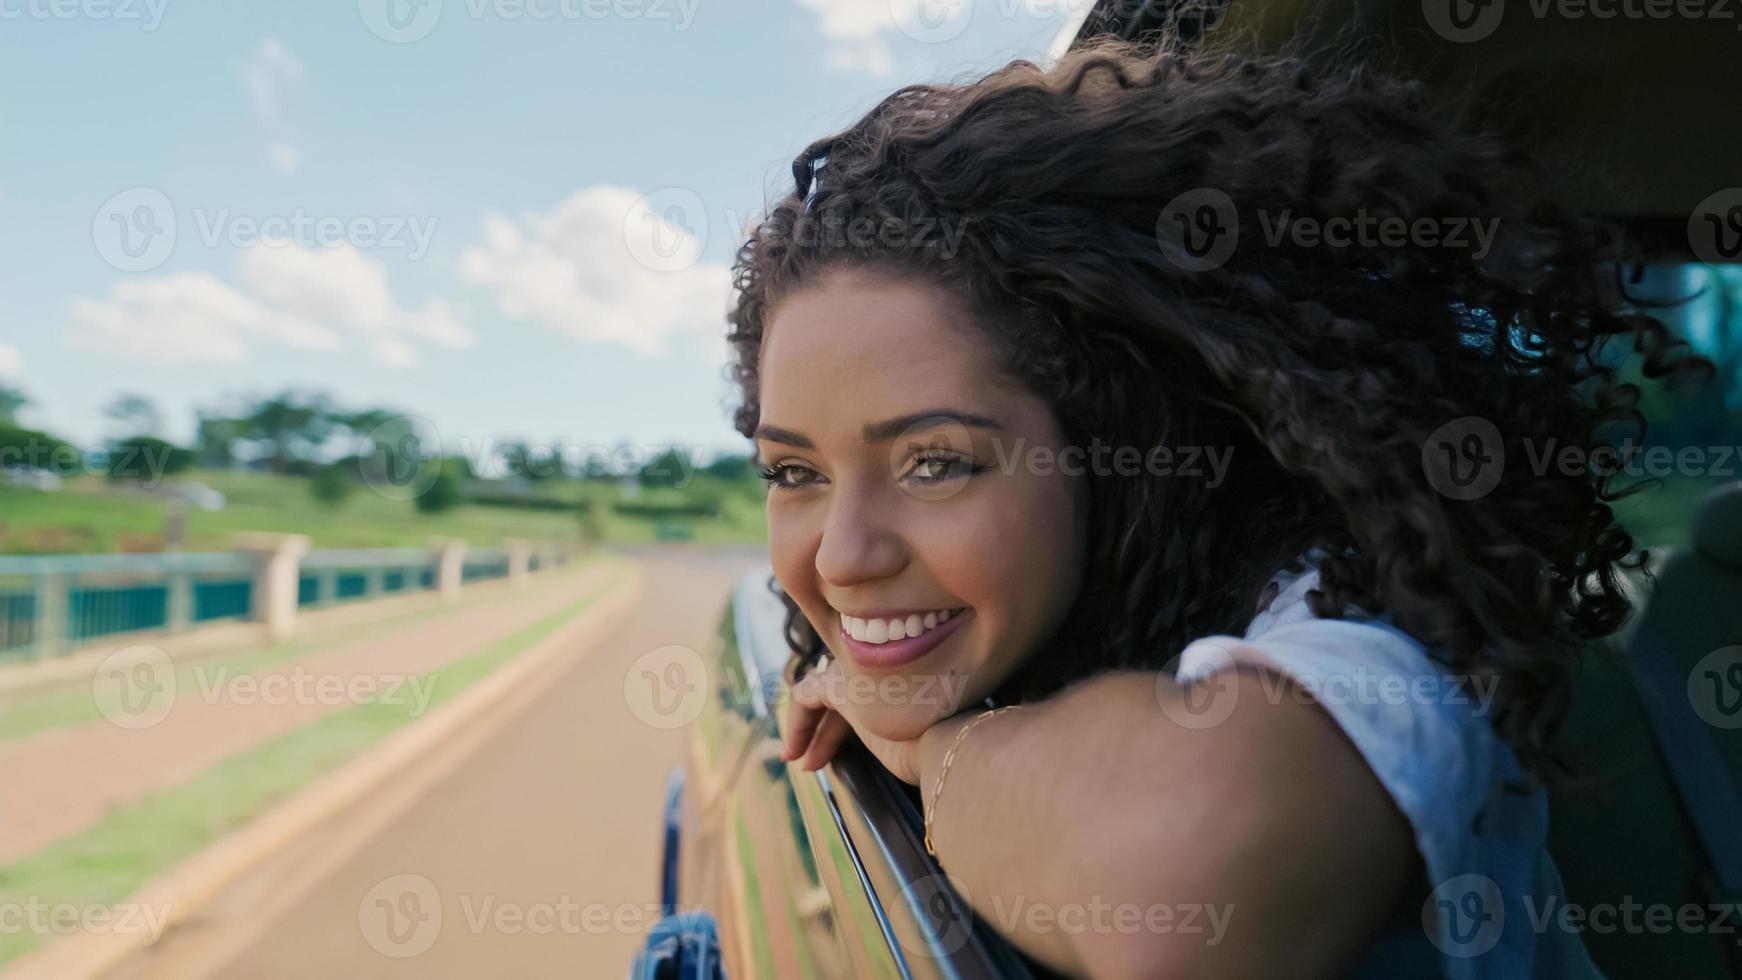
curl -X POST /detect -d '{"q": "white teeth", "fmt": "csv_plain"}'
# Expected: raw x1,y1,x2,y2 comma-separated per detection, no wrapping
839,608,964,645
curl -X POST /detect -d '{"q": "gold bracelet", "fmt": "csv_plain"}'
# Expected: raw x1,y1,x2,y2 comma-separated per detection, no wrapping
924,705,1021,857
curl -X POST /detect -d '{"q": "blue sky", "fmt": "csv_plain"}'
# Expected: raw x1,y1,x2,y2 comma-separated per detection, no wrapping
0,0,1079,461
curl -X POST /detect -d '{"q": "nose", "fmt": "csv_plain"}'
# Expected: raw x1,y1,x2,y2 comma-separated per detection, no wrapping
813,480,907,592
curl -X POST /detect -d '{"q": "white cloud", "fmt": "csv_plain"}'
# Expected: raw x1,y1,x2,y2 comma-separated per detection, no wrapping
241,242,476,361
241,39,305,172
68,272,340,364
69,244,474,367
795,0,897,75
269,144,301,174
0,341,23,379
240,243,396,328
242,38,303,121
459,186,732,357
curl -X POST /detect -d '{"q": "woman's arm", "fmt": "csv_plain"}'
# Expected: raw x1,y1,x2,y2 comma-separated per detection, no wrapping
797,662,1418,979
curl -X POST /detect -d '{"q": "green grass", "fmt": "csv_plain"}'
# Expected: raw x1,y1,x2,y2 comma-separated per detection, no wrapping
0,558,609,743
0,470,580,555
0,568,621,966
0,469,767,555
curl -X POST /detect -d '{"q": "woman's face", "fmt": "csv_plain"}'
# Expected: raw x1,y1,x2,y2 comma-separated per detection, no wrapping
756,267,1087,740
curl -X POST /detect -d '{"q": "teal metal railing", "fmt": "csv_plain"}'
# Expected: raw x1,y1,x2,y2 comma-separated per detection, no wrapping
0,552,256,661
461,548,510,584
0,541,573,662
297,548,439,610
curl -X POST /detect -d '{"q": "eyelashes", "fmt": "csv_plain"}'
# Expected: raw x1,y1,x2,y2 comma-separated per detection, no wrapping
759,462,813,492
759,452,982,493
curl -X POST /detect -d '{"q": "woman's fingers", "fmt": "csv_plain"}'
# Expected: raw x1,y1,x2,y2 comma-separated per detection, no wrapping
782,697,826,762
781,663,854,766
790,662,844,711
796,709,854,771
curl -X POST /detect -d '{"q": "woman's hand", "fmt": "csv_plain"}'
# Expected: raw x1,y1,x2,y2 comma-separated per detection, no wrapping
779,661,928,784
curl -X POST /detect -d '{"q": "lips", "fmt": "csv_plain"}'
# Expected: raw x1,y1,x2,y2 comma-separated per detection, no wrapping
838,607,973,670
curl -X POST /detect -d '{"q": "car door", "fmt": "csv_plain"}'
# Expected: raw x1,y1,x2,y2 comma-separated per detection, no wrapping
648,565,1040,979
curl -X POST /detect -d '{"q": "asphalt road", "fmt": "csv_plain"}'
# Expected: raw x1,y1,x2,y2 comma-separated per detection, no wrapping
120,545,763,980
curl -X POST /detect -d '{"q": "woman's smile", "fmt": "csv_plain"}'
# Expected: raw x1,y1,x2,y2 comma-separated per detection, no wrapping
836,606,974,670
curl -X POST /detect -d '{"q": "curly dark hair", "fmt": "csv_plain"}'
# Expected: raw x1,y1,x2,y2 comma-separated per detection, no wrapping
725,38,1708,780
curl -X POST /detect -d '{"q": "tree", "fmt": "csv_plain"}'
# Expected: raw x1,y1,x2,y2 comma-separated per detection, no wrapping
702,453,754,481
638,447,693,489
415,458,465,513
107,436,193,482
311,459,356,506
241,391,336,473
501,441,559,481
194,412,243,467
0,386,26,426
103,393,164,438
351,412,439,489
0,425,78,475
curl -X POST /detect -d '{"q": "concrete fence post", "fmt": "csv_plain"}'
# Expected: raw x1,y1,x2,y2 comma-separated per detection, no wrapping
505,539,532,585
431,538,466,601
166,572,194,634
31,572,68,659
235,533,311,642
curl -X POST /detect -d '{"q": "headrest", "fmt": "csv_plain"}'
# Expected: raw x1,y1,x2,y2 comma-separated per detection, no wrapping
1692,482,1742,570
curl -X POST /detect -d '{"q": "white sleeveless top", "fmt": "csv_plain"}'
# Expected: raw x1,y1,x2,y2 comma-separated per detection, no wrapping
1174,560,1607,979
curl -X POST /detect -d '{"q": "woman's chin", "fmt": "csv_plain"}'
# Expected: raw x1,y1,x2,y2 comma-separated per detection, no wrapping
854,700,949,744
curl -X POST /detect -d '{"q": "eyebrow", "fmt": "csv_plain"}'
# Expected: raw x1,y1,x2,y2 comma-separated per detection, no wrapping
753,410,1006,450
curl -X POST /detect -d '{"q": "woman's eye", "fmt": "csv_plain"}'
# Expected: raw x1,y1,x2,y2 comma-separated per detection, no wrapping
759,463,821,492
904,452,977,485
